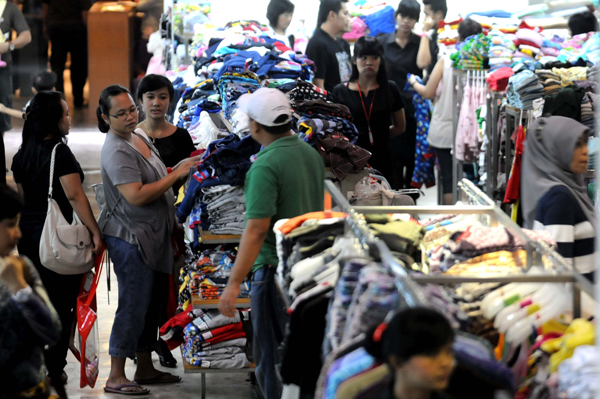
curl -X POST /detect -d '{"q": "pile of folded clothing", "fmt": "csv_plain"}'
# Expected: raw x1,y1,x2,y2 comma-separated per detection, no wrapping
183,309,252,369
540,34,563,57
513,27,544,61
294,98,359,142
486,67,514,92
450,33,490,70
542,85,587,121
506,69,544,110
288,79,335,107
177,246,243,308
217,71,260,121
175,79,222,129
437,18,463,47
202,185,245,235
580,92,596,132
176,133,261,239
487,30,516,71
535,69,562,96
293,97,371,181
552,66,589,87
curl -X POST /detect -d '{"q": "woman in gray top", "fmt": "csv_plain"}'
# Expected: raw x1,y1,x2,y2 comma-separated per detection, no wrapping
96,85,200,395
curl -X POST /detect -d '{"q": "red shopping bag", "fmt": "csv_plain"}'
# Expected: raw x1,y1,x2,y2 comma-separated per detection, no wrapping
72,247,105,388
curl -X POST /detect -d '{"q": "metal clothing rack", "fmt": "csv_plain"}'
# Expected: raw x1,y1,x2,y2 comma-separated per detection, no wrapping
451,69,488,203
324,180,427,307
324,179,595,318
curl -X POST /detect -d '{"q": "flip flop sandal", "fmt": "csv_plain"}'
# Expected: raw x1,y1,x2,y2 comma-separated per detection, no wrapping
134,373,182,385
104,383,150,395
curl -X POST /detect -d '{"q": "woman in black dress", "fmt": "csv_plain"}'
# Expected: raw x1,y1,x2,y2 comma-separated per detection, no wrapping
136,74,196,368
137,74,196,169
11,92,103,398
333,36,406,184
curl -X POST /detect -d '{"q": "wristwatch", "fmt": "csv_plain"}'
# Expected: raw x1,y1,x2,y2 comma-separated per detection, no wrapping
8,43,15,52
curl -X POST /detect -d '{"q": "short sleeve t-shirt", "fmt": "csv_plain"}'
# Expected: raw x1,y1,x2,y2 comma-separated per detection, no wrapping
332,81,404,181
244,135,325,271
42,0,91,27
12,141,84,224
306,28,352,93
0,2,30,63
152,127,197,168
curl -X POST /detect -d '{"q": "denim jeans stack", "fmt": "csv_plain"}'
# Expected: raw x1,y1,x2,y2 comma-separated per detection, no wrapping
202,185,246,235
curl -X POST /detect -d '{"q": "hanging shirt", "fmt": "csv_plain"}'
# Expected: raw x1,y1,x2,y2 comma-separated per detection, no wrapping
332,82,404,182
306,28,352,92
404,77,436,188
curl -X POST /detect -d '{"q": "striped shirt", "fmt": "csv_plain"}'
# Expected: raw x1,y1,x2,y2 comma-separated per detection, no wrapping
533,186,595,273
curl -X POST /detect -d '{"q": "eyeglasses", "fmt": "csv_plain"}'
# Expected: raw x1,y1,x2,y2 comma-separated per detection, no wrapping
109,106,139,120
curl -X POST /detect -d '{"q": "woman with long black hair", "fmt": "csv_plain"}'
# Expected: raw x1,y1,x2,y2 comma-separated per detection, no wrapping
333,36,406,184
11,91,103,399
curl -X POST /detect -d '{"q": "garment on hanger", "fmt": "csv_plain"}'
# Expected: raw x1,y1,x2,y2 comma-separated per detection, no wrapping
404,76,436,188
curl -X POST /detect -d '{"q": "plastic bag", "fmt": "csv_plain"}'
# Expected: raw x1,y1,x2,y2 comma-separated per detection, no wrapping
72,248,105,388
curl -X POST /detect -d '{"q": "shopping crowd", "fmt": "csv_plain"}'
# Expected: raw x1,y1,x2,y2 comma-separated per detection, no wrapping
1,0,599,398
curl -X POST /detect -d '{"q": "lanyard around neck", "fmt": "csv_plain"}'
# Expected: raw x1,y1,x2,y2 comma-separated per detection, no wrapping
356,80,376,145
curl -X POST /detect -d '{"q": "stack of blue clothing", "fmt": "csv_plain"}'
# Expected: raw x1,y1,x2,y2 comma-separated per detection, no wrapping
175,79,222,129
176,134,261,237
506,70,544,110
217,72,260,120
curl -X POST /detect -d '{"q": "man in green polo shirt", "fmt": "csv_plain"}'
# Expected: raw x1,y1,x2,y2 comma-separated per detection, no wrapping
218,88,324,399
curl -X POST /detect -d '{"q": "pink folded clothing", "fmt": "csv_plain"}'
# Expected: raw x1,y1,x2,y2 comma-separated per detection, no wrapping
514,38,541,49
515,28,543,48
541,47,559,56
513,51,534,59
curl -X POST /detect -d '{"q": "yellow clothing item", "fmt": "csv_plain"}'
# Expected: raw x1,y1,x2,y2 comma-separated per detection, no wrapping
445,250,527,275
540,319,569,336
176,185,186,206
541,318,594,373
552,67,588,86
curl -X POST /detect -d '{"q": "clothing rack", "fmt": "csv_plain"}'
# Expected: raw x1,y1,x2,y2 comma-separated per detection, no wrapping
324,179,595,318
486,91,503,198
451,69,488,203
324,180,428,307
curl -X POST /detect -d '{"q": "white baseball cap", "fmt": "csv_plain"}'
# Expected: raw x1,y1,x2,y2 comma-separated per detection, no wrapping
237,88,292,127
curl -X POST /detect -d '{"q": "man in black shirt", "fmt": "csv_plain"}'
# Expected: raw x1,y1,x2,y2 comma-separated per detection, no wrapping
43,0,91,108
306,0,351,93
421,0,447,79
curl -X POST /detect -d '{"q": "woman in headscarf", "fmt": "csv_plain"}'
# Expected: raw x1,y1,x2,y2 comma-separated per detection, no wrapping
522,116,596,279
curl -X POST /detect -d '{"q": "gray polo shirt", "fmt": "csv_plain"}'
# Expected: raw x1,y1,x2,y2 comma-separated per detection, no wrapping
99,133,175,274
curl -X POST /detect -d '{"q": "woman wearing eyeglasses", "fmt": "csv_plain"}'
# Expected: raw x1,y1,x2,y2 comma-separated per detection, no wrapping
11,91,102,399
96,85,200,395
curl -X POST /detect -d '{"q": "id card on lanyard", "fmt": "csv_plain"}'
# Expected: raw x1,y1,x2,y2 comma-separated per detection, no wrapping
357,81,376,145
